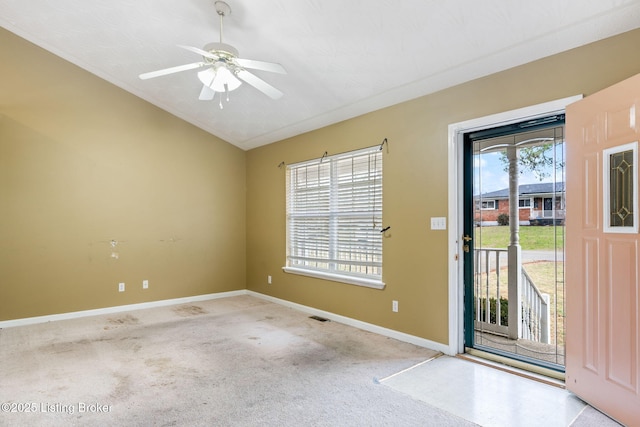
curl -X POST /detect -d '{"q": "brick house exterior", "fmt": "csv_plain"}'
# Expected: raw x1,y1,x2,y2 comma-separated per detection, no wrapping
474,182,565,226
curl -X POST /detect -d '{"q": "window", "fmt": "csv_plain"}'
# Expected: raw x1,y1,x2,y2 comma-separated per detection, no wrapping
603,141,638,233
284,146,384,289
479,200,496,210
519,199,531,208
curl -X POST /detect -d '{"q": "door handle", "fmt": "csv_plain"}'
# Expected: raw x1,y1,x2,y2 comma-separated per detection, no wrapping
462,234,472,252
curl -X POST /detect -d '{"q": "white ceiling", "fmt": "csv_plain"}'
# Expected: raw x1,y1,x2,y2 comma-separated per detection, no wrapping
2,1,640,150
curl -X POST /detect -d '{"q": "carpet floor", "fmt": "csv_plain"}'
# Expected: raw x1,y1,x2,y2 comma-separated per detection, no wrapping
1,295,470,426
0,294,621,426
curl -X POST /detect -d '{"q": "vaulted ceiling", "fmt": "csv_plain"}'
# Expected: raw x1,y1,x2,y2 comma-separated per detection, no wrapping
2,0,639,150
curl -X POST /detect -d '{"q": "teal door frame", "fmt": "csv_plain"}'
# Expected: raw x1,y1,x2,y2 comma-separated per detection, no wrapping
462,115,565,352
462,133,475,348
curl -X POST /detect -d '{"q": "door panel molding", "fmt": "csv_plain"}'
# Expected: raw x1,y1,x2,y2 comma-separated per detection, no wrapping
582,236,599,373
583,153,600,229
605,238,638,392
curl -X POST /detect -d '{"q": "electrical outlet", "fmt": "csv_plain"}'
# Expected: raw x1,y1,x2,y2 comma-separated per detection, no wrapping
392,300,398,312
142,279,149,289
268,275,272,285
119,282,125,292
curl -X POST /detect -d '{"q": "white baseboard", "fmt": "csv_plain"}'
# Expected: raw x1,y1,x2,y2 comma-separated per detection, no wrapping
0,290,246,329
247,290,451,355
1,289,451,356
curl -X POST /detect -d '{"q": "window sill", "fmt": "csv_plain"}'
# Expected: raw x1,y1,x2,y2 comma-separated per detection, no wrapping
282,267,385,290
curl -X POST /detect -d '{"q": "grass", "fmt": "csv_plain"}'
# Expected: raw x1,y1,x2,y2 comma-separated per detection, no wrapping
474,225,565,251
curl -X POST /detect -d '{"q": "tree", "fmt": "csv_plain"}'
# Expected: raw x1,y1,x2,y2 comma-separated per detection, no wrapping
499,143,564,181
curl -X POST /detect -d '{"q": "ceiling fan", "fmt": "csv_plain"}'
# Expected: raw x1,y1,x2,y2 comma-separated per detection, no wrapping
139,1,286,107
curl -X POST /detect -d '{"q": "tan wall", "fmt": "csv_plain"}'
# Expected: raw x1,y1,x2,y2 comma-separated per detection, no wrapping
0,29,247,320
246,29,640,345
4,24,640,343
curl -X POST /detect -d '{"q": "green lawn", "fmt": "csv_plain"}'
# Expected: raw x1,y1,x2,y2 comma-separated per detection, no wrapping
474,225,565,251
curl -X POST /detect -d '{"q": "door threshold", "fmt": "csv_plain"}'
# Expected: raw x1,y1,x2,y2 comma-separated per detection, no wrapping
460,348,565,388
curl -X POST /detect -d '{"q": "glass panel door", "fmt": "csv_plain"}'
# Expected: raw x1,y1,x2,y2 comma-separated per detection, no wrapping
467,124,566,371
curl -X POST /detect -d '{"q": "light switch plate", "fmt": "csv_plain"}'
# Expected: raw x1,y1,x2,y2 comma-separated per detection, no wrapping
431,217,446,230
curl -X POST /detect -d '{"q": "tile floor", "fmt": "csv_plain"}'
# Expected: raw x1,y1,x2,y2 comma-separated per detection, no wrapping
381,355,621,427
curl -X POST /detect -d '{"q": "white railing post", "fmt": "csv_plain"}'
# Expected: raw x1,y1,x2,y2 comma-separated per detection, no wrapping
541,293,550,344
508,245,522,340
507,146,522,341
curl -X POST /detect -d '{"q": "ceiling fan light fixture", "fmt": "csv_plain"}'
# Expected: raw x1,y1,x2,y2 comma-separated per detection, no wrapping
197,68,216,87
212,66,241,92
197,67,241,93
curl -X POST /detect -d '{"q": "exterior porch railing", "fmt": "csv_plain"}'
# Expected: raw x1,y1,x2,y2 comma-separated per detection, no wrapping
474,248,550,344
530,209,565,219
520,269,550,343
474,248,509,336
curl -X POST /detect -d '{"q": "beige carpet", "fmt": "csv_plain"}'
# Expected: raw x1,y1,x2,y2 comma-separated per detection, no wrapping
1,295,473,426
1,294,618,426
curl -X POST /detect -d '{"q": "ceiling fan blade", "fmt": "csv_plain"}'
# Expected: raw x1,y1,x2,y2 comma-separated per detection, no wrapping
178,45,219,61
199,85,215,101
139,62,205,80
236,58,286,74
237,70,283,99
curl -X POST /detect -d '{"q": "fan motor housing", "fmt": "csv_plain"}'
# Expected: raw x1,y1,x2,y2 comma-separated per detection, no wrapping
204,42,239,58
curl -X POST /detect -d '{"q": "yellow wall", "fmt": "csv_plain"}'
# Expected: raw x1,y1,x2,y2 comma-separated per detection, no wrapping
246,28,640,345
0,28,247,320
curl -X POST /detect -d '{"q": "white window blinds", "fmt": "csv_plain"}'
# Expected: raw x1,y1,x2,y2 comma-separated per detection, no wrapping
285,146,383,287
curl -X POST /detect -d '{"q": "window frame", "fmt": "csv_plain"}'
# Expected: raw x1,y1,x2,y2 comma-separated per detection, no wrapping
603,141,638,234
519,198,532,208
283,146,384,289
480,200,496,210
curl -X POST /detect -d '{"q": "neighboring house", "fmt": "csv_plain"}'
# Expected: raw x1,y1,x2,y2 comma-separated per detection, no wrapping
475,182,565,226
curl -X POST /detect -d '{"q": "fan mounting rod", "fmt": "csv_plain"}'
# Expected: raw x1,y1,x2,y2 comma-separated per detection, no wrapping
215,1,231,44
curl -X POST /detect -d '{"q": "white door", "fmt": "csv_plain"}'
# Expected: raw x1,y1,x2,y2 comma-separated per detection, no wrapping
565,73,640,425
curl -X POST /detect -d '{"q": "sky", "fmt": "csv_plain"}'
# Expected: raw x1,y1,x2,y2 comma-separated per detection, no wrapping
474,143,565,195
